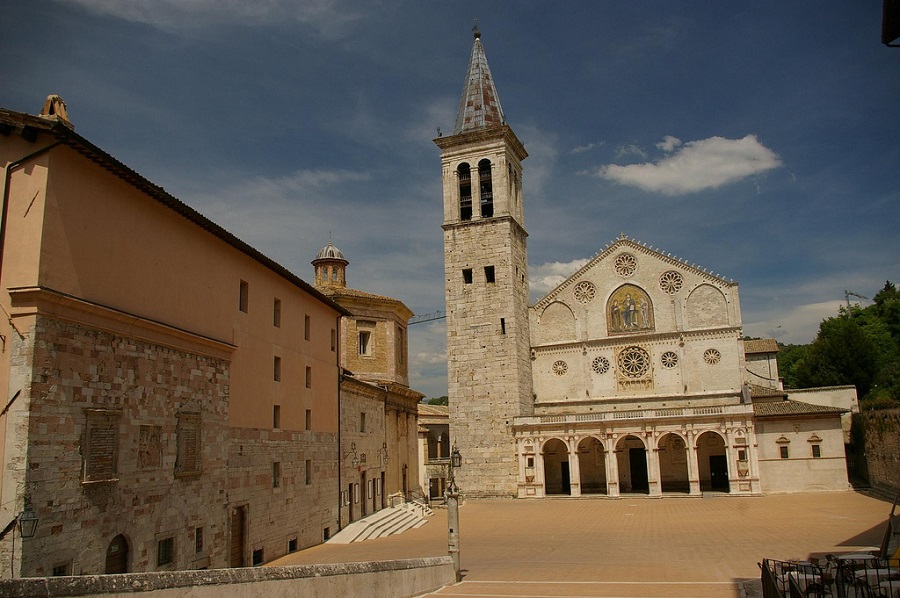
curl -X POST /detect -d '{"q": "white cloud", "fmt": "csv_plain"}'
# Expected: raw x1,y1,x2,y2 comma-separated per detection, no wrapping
529,258,590,299
655,135,682,153
595,135,782,195
614,143,647,160
56,0,365,36
743,300,843,345
571,141,605,154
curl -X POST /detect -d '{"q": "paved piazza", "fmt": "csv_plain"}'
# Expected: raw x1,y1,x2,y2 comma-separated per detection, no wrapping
270,491,891,596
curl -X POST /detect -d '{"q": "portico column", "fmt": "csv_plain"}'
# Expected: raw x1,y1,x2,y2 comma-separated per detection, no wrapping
536,442,547,498
647,434,662,497
688,434,702,495
568,437,581,497
606,437,620,498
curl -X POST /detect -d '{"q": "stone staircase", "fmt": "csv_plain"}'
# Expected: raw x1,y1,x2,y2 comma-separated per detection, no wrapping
328,499,432,544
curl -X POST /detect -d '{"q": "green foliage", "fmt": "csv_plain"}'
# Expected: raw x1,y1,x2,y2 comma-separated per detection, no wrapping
782,281,900,402
426,396,448,406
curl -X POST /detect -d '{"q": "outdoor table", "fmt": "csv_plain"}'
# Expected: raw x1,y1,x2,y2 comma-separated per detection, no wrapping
838,553,878,561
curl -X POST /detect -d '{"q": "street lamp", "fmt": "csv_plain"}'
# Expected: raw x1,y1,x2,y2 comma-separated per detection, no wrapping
446,445,462,581
17,508,38,539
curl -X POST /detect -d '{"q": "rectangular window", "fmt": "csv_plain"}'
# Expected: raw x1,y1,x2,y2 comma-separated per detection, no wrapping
273,405,281,429
175,413,201,476
304,314,310,341
273,298,281,327
779,446,789,459
305,409,312,431
358,331,371,355
375,477,381,496
83,409,120,483
526,456,534,468
354,483,360,503
341,490,350,506
273,356,281,382
397,326,405,365
485,265,495,283
368,479,373,499
331,329,336,352
360,412,366,433
239,280,249,313
194,527,204,554
252,549,264,566
305,366,312,389
463,268,473,284
305,459,312,485
737,449,747,461
273,461,281,488
811,444,821,458
288,538,298,553
500,318,506,334
157,537,174,567
52,563,71,576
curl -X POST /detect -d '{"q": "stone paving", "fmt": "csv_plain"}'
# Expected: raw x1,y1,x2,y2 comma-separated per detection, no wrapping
270,491,892,596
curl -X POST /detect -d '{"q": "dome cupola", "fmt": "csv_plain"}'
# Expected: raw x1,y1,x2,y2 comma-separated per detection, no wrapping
312,240,349,289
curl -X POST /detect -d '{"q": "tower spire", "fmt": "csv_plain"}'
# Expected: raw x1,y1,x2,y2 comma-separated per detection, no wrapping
453,26,505,134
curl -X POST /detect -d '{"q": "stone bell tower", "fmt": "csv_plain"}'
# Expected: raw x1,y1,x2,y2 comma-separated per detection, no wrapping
434,27,533,497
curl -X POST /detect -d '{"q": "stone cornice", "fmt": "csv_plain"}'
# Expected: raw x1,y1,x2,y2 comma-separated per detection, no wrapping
434,125,527,162
8,286,235,360
531,327,743,354
441,214,528,238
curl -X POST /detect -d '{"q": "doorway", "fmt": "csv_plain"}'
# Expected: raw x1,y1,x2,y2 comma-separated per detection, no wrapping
105,535,128,574
709,455,730,491
629,448,649,493
230,506,246,568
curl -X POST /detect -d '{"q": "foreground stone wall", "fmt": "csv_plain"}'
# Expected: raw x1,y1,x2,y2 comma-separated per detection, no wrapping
857,408,900,496
0,558,454,598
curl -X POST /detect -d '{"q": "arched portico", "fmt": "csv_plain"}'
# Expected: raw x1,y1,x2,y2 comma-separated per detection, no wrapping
542,438,571,495
577,436,607,494
657,433,690,493
696,431,729,492
615,435,649,494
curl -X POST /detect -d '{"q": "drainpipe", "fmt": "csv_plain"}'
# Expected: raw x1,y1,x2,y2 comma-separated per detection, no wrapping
335,314,342,532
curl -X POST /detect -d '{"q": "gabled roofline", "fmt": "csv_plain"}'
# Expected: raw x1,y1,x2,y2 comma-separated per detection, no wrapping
0,107,351,317
532,235,738,310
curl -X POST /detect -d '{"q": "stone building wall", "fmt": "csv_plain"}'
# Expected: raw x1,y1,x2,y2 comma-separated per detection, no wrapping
226,426,338,565
857,408,900,496
1,315,230,577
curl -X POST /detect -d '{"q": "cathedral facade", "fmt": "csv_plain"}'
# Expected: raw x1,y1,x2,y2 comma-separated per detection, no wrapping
437,30,849,499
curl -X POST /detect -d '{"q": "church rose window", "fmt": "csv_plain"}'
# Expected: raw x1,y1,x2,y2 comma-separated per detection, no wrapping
617,346,650,378
703,348,721,365
552,360,568,376
573,281,596,304
591,356,610,374
614,253,637,277
659,270,684,295
661,351,679,368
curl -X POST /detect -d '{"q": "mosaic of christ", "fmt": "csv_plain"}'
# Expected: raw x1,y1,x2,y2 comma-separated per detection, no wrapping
607,284,654,334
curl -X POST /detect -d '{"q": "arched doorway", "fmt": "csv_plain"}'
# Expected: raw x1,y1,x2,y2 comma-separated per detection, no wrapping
542,438,571,495
577,437,607,494
657,433,690,493
105,535,128,574
697,431,729,492
616,435,649,494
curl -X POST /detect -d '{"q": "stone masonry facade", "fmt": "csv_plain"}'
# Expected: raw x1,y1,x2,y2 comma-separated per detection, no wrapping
2,315,229,576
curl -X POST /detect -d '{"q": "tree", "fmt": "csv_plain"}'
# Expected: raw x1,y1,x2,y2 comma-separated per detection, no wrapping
426,396,448,406
792,316,880,396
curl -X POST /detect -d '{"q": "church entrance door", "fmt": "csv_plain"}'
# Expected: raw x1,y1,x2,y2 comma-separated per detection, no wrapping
629,448,649,493
709,455,729,491
105,535,128,574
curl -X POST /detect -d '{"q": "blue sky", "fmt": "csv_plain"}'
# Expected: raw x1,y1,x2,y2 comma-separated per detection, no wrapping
3,1,898,399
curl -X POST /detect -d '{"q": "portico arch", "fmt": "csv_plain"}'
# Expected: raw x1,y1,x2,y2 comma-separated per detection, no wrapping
696,431,729,492
657,432,690,493
615,435,649,494
542,438,571,495
577,436,607,494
